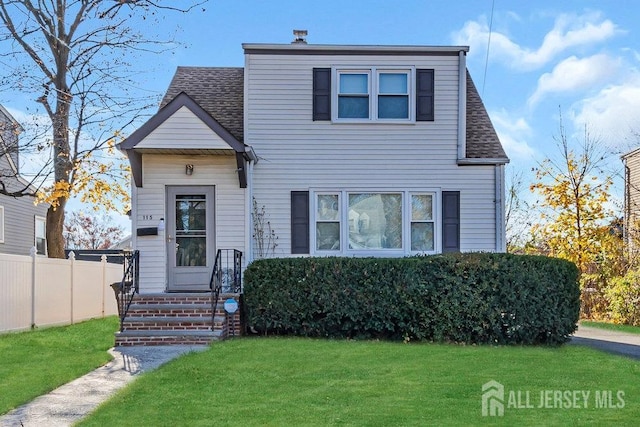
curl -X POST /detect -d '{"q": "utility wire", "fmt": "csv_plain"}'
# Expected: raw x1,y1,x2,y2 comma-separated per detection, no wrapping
482,0,495,96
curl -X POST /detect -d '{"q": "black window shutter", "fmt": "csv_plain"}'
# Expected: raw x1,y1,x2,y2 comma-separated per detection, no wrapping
442,191,460,253
416,69,434,121
313,68,331,121
291,191,310,254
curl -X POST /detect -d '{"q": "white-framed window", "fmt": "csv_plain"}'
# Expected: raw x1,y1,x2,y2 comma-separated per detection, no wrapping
334,68,414,122
0,205,4,243
35,216,46,255
410,194,435,251
312,190,437,255
315,193,341,251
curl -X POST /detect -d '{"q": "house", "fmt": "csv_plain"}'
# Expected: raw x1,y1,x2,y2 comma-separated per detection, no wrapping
0,105,49,256
622,148,640,249
116,34,508,345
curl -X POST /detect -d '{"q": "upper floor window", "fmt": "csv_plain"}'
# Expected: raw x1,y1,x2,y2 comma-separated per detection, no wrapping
378,73,409,119
338,73,370,119
314,67,433,123
335,68,413,122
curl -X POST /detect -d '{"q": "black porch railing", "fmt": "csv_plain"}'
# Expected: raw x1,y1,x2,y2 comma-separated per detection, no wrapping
110,250,140,332
210,249,242,331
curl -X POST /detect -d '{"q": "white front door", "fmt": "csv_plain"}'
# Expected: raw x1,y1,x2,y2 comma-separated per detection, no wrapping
166,186,215,291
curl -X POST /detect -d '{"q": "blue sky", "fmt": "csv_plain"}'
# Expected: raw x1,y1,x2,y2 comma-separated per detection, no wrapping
158,0,639,190
6,0,640,230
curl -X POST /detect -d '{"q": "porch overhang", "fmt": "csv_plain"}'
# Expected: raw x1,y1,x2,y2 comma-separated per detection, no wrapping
118,92,256,188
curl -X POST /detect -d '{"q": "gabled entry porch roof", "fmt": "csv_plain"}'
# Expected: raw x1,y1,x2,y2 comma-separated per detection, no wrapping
118,91,256,188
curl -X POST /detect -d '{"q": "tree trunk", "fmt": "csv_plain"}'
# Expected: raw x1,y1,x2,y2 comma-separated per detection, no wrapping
46,198,66,258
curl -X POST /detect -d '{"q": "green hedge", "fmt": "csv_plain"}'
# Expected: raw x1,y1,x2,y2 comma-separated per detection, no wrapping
243,253,580,345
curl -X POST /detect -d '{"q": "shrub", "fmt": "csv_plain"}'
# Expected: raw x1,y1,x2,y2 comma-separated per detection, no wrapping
243,253,580,345
605,270,640,325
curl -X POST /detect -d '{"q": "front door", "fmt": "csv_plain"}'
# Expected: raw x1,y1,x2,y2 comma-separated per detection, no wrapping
167,186,215,291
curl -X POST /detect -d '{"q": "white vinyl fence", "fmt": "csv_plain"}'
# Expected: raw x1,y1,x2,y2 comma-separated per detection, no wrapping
0,249,123,334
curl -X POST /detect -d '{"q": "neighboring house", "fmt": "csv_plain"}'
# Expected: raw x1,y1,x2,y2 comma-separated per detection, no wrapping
0,105,49,256
119,36,509,295
622,148,640,249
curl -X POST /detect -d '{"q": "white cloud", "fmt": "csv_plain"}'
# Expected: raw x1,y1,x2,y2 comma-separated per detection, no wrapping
528,54,619,107
490,109,536,160
453,12,618,70
572,72,640,149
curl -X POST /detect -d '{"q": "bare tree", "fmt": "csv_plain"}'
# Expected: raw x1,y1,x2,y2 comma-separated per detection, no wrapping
0,0,206,257
64,211,125,249
504,167,532,253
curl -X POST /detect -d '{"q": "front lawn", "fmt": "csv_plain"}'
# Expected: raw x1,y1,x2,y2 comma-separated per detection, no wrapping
81,337,639,426
581,321,640,335
0,316,119,415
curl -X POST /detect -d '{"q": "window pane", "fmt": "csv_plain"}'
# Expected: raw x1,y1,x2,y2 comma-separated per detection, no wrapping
378,95,408,119
316,222,340,250
412,195,433,221
36,238,46,255
176,237,206,266
411,222,434,251
379,73,407,94
338,96,369,118
339,74,368,94
176,197,206,233
317,194,339,221
35,218,46,238
348,193,402,249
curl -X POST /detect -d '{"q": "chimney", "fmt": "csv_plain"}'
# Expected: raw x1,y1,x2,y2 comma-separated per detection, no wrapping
292,29,308,44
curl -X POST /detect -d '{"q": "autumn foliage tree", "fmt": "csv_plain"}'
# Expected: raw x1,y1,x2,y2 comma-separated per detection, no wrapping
0,0,206,257
530,117,613,274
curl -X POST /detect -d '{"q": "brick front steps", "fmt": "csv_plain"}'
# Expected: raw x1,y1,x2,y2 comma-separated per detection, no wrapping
115,292,241,346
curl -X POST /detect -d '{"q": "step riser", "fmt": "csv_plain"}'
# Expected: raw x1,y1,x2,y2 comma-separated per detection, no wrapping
127,309,214,316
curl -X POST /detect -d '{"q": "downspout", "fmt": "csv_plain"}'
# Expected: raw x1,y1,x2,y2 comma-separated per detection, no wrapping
245,154,255,265
457,50,467,160
495,164,506,252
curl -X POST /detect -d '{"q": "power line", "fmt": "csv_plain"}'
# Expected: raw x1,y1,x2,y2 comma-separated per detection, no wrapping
482,0,495,96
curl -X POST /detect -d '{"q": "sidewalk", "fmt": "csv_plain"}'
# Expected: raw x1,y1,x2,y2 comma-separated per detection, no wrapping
0,345,207,427
570,324,640,359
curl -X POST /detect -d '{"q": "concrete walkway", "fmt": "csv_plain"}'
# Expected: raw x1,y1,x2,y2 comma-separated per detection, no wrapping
0,345,207,427
570,324,640,359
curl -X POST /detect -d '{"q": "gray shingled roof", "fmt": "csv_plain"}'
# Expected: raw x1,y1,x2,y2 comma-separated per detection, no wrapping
161,67,244,142
465,71,507,160
161,66,507,161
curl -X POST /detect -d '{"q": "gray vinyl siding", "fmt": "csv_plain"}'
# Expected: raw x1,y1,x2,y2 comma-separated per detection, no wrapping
625,150,640,247
135,106,233,150
0,157,49,256
133,153,246,293
245,53,497,256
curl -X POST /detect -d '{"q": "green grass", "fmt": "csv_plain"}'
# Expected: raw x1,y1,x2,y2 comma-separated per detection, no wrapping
81,338,640,426
0,316,118,415
581,321,640,335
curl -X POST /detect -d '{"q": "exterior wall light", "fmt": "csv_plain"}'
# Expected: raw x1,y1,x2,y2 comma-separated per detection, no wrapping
186,164,194,175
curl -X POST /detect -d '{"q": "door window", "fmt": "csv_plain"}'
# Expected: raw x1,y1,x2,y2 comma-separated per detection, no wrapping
175,194,207,266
